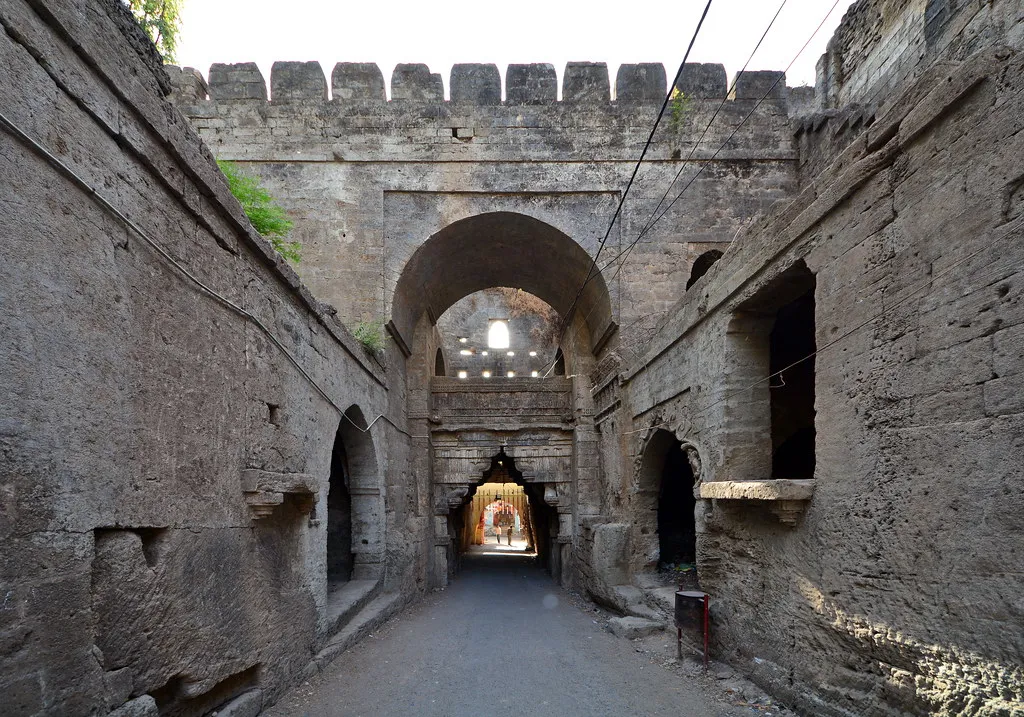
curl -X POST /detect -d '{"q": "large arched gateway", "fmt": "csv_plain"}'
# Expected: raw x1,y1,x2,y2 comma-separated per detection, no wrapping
393,212,616,586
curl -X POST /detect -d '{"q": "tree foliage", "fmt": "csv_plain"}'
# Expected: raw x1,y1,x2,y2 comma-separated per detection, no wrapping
216,160,301,264
125,0,182,62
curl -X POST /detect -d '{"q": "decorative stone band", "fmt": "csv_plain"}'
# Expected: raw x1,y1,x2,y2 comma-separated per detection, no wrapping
168,61,790,106
241,468,319,520
698,479,815,526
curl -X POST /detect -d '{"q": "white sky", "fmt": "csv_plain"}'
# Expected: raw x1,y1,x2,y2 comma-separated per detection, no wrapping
177,0,856,99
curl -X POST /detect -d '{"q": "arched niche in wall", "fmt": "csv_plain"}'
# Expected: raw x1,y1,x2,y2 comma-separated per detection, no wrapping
434,348,446,376
636,429,699,575
686,249,724,290
390,212,616,362
326,405,383,593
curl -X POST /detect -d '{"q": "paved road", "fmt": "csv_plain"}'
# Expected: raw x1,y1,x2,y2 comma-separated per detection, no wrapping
265,547,738,717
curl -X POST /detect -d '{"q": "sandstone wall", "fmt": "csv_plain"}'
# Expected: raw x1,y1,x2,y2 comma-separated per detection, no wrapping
816,0,1024,111
169,61,801,355
0,1,412,715
623,41,1024,716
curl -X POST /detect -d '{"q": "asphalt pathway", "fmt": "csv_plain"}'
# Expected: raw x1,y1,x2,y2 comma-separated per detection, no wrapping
264,545,739,717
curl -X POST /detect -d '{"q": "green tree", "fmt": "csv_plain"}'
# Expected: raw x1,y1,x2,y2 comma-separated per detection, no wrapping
217,161,301,264
125,0,182,62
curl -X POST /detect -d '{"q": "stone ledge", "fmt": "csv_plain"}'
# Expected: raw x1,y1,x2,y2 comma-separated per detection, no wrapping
698,479,814,501
241,469,318,519
699,480,814,525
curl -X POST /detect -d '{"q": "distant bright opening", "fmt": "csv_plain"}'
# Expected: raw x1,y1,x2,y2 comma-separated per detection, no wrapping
482,370,492,378
482,351,488,356
506,351,515,357
488,320,510,349
529,351,537,357
531,371,539,377
460,349,472,356
459,337,468,343
507,371,515,378
457,370,468,379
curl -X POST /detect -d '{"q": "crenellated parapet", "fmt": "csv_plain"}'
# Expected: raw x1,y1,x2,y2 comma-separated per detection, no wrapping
166,60,802,107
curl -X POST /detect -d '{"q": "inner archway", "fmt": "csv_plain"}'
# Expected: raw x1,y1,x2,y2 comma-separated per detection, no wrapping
327,425,354,588
447,450,558,575
657,442,697,568
390,212,615,359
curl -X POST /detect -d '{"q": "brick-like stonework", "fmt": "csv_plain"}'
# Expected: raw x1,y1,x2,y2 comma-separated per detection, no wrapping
3,0,1023,715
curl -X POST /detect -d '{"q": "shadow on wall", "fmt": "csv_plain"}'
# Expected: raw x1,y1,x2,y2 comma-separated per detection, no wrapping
789,574,1023,715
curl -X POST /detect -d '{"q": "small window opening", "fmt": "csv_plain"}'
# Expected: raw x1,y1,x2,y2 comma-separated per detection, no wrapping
686,249,724,290
553,348,566,376
488,319,510,349
457,370,468,379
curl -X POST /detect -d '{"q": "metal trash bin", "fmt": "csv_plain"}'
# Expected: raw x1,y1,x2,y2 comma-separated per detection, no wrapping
674,590,709,669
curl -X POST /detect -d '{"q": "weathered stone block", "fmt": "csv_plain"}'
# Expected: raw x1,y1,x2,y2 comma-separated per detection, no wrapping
450,63,500,104
391,63,443,102
615,63,666,102
271,61,328,102
591,522,629,585
207,62,266,101
506,63,557,103
676,63,727,98
331,63,385,101
164,65,208,103
608,616,665,638
106,696,158,717
563,62,609,102
733,70,787,100
211,689,262,717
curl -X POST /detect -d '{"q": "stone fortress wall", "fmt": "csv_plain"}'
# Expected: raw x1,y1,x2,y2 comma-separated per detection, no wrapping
616,0,1024,714
165,56,802,354
1,0,1023,715
0,1,412,715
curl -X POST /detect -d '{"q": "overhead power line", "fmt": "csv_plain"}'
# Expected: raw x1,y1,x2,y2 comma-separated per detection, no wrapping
599,0,845,285
550,0,716,359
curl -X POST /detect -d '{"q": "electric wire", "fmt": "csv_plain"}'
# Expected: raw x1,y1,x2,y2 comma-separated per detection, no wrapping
0,109,421,439
598,0,845,286
633,0,789,245
620,214,1024,436
552,0,715,351
548,0,845,377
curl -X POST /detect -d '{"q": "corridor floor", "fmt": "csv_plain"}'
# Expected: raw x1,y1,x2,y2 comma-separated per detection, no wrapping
264,549,741,717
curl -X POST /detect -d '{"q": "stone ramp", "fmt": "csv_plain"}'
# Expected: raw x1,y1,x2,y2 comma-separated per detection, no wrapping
314,591,406,669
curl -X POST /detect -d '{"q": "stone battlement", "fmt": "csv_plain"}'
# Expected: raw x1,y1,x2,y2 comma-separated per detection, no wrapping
166,61,794,105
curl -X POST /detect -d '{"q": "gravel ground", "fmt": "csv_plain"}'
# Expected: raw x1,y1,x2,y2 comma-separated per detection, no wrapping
263,548,794,717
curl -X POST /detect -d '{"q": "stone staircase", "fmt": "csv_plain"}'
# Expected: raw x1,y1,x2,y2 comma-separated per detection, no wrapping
322,579,380,639
605,576,700,639
314,590,406,668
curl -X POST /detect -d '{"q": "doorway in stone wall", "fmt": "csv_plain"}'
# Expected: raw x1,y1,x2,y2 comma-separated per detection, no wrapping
447,451,560,576
327,426,354,589
637,430,698,587
657,441,696,570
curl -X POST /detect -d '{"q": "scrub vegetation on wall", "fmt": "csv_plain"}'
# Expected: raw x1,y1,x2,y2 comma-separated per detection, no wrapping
217,160,301,264
351,320,387,353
